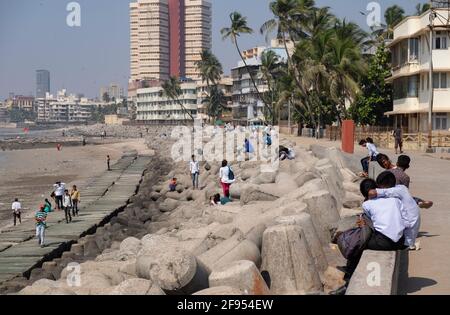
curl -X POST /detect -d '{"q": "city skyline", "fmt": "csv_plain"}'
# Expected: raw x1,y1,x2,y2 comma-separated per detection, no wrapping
0,0,422,100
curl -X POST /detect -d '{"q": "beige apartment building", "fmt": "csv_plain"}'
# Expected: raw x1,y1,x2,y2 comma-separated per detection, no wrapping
184,0,212,80
130,0,170,82
130,0,211,82
387,8,450,132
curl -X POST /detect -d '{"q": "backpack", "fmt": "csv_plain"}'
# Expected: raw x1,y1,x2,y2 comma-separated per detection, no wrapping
336,215,373,259
228,166,235,181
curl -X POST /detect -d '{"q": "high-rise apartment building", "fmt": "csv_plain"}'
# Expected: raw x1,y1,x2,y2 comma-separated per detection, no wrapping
36,70,50,98
130,0,211,82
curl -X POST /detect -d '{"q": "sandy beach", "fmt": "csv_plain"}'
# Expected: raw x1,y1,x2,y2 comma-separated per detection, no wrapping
0,138,152,231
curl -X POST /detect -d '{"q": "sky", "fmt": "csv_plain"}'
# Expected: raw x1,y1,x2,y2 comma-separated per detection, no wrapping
0,0,424,100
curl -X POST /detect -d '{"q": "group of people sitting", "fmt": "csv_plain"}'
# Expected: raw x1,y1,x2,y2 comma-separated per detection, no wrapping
331,139,434,294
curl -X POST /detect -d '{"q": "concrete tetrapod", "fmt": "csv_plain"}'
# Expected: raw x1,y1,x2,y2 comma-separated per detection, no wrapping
275,213,328,273
261,225,323,295
197,231,261,273
136,246,209,295
303,190,340,245
209,260,270,295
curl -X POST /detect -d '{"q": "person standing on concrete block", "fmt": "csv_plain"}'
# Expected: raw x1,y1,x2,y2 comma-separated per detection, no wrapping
70,185,80,217
219,160,235,199
358,138,379,178
12,198,22,226
189,155,200,190
35,205,47,248
62,190,73,224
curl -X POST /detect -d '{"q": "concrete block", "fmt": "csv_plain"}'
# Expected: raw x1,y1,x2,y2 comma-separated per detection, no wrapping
261,225,322,294
209,260,270,295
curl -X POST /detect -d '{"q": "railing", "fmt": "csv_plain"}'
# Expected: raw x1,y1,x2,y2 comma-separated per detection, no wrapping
327,125,450,150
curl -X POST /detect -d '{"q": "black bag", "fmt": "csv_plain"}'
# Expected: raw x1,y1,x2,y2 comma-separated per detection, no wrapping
337,215,373,259
228,166,235,181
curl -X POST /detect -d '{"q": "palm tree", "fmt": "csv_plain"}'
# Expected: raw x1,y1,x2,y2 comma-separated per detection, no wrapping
261,50,282,123
161,76,194,122
373,5,405,40
221,12,271,117
195,50,223,90
202,85,225,124
416,3,431,16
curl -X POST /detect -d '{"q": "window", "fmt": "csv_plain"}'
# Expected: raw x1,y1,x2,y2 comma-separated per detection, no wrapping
393,75,420,100
409,38,419,61
434,31,448,50
434,113,448,130
433,72,448,89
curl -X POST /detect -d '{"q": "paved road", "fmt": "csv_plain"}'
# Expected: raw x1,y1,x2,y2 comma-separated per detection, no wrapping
0,152,151,285
284,134,450,295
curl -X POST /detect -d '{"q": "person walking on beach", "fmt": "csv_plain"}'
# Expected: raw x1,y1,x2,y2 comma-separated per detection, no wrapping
62,190,73,224
53,182,66,210
393,127,404,155
70,185,80,217
219,160,235,198
35,205,47,248
12,198,22,226
190,155,200,190
107,155,111,171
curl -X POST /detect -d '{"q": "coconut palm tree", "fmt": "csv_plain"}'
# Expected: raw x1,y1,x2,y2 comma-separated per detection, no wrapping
202,85,225,124
261,50,283,123
161,76,194,122
221,12,271,117
372,5,405,40
195,50,223,90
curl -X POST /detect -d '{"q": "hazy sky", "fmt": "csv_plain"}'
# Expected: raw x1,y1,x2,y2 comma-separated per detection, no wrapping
0,0,423,100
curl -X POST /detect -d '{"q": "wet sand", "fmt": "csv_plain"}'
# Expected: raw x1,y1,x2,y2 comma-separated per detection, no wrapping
0,139,152,231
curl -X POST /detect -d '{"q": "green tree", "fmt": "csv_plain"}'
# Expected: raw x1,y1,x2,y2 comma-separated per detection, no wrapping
8,108,37,122
221,12,271,117
196,50,223,89
161,76,194,122
372,5,405,40
202,85,225,123
416,3,431,15
102,92,110,103
260,50,283,124
349,44,392,126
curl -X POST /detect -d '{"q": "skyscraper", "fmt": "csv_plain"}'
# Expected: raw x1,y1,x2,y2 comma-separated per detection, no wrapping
36,70,50,98
130,0,211,82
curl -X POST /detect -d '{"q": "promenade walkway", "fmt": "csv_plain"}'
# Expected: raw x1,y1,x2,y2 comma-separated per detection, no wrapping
284,134,450,295
0,152,151,285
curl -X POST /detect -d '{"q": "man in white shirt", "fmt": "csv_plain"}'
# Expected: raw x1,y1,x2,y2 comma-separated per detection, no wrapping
12,198,22,226
359,138,379,177
53,182,66,210
346,179,406,279
370,171,421,250
189,155,200,190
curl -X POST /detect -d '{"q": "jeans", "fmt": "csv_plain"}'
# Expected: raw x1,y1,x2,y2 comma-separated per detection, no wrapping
13,212,21,226
361,155,377,174
64,206,72,223
192,172,199,189
36,225,45,246
72,200,79,216
346,231,406,280
55,195,63,210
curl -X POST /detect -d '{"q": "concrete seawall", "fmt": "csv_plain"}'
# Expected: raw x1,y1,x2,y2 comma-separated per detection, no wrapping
0,152,151,287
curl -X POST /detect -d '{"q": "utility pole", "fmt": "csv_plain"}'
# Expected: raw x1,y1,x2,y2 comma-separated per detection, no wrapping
428,9,434,152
